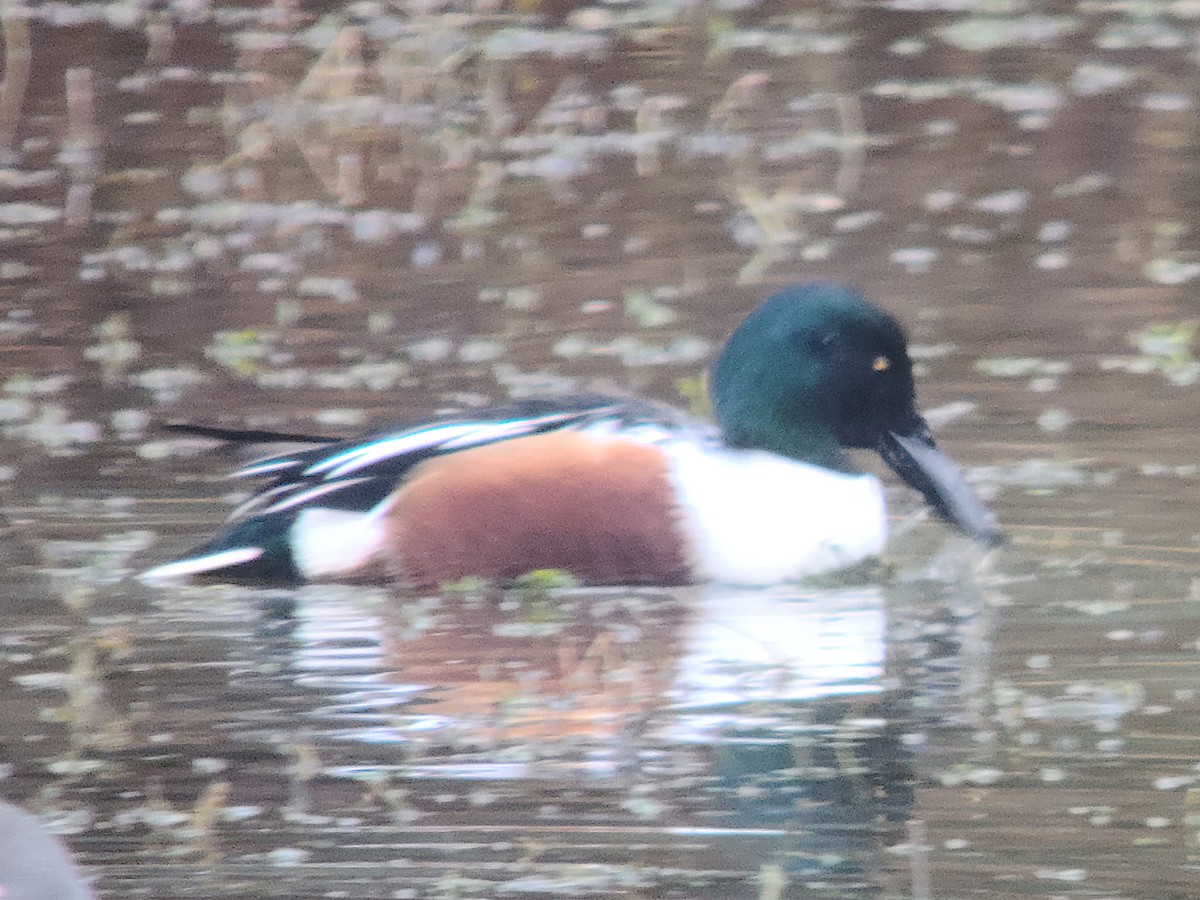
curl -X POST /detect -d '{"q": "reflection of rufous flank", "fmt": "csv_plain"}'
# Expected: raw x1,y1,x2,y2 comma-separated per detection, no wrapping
379,594,685,745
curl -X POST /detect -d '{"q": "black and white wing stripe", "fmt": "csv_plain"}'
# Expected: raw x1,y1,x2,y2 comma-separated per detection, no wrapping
225,401,622,521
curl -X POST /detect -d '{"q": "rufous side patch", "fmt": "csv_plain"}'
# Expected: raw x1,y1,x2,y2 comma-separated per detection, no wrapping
385,432,691,586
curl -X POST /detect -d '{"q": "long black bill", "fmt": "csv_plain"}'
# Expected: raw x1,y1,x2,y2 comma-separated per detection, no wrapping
877,420,1002,545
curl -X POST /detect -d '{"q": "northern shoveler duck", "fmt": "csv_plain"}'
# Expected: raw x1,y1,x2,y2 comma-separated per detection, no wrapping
142,283,999,588
0,801,95,900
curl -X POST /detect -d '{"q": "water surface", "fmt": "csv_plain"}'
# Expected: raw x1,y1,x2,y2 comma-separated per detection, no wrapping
1,3,1198,898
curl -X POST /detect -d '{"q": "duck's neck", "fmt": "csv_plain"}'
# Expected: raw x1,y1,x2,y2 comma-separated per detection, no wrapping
717,400,852,472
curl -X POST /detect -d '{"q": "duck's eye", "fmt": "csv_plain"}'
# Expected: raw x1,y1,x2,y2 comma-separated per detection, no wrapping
872,355,890,372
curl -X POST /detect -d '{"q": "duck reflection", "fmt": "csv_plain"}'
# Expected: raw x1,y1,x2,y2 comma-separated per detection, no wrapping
285,582,919,887
286,584,894,755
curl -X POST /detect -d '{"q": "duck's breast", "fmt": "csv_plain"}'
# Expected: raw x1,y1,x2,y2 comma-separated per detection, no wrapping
663,443,887,584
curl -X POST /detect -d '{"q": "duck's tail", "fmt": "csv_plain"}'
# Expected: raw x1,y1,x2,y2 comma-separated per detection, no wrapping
139,515,305,586
161,423,339,445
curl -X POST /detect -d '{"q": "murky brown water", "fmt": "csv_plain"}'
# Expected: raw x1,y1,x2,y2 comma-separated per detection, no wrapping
2,3,1198,898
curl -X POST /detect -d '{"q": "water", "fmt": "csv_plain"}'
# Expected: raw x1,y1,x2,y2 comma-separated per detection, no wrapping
1,3,1198,898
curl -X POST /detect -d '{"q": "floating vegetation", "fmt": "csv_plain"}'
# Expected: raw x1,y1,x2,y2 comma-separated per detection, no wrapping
1123,322,1199,385
623,289,678,329
974,357,1071,378
936,16,1078,52
205,329,272,377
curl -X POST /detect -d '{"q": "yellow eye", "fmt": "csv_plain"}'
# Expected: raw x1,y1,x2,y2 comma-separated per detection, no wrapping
872,355,890,372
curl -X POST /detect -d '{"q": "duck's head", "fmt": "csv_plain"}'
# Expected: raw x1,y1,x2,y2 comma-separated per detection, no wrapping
711,283,1000,544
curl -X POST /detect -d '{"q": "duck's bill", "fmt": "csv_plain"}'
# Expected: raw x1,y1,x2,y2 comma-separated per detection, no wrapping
877,422,1002,545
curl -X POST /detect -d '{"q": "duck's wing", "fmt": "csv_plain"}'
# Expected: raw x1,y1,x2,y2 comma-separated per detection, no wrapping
179,394,661,523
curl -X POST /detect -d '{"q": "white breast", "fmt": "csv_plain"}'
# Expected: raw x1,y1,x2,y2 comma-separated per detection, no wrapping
663,443,887,584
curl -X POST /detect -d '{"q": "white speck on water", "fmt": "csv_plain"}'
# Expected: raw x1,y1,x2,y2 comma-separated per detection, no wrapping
1035,868,1087,882
889,37,928,55
1039,220,1073,241
181,164,228,198
834,210,882,232
976,357,1071,377
315,409,367,428
553,335,589,360
891,246,938,272
1141,91,1193,111
504,287,540,310
351,210,394,243
978,83,1062,114
937,16,1076,52
945,223,994,244
458,339,504,363
110,409,150,436
411,241,442,270
582,222,611,239
0,397,34,422
974,189,1029,215
1072,62,1135,96
267,847,311,867
0,203,61,224
219,806,263,822
1054,172,1111,197
298,276,358,304
240,253,299,274
923,190,960,212
1144,258,1200,284
623,234,650,255
801,240,832,260
1096,20,1187,50
1036,251,1070,269
1028,376,1059,392
1037,409,1072,432
923,118,958,137
406,338,453,364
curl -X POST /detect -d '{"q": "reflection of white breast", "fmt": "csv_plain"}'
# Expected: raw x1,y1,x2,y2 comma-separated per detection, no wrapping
667,585,887,734
664,443,888,584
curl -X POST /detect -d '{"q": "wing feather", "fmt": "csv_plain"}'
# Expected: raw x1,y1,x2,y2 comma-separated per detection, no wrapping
195,396,663,526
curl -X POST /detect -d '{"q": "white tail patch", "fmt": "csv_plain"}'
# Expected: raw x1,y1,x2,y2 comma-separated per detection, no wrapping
139,547,264,585
290,506,388,580
665,444,887,584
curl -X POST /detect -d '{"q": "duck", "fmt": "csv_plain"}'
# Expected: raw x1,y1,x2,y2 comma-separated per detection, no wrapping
0,801,95,900
141,283,1000,588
